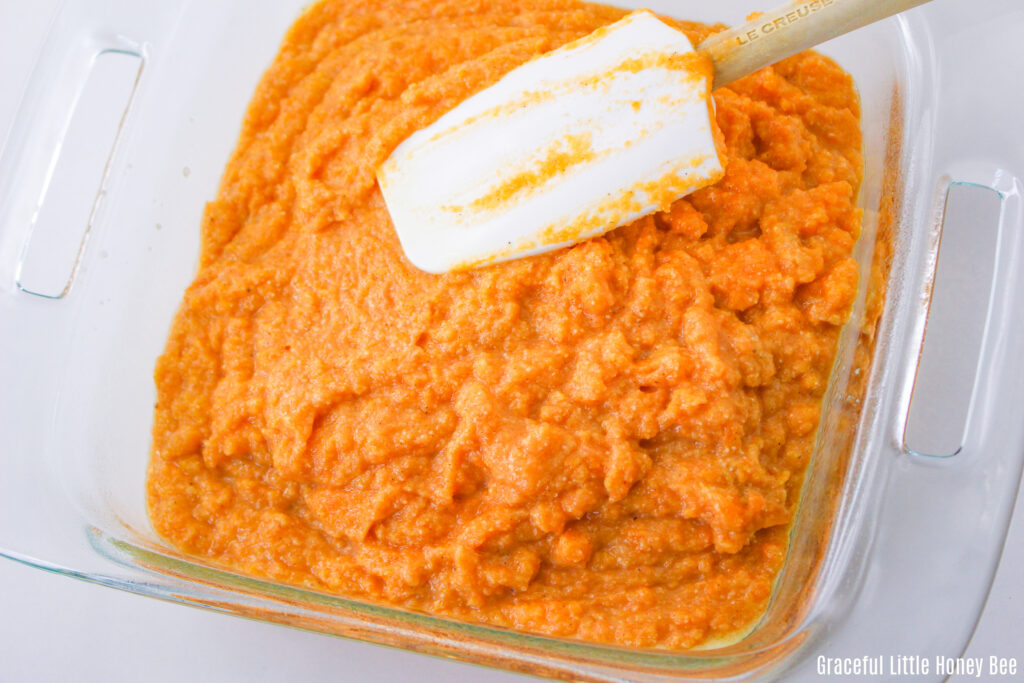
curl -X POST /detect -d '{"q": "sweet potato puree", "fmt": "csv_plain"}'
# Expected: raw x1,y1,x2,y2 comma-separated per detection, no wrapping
148,0,862,649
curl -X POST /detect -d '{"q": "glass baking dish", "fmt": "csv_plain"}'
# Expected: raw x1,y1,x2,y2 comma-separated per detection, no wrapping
2,0,1023,680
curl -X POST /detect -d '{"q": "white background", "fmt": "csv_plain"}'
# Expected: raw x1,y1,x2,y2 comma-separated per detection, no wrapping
0,2,1020,681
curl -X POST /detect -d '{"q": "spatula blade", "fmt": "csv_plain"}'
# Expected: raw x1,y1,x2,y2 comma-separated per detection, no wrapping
378,10,723,273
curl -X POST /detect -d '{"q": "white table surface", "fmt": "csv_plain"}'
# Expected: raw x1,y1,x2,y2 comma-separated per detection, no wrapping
1,2,1020,681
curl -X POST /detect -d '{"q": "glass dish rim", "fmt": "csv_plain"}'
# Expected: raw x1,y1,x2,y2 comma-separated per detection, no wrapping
0,1,986,680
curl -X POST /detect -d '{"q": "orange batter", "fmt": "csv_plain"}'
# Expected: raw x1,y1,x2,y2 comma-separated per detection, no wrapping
148,0,862,649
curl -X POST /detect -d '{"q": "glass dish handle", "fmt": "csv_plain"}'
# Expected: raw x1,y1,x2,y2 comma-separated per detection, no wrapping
0,0,184,298
784,2,1024,675
806,168,1024,677
787,175,1024,676
0,0,185,569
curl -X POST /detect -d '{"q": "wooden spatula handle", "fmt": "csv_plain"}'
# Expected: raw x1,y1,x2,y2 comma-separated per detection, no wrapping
698,0,933,88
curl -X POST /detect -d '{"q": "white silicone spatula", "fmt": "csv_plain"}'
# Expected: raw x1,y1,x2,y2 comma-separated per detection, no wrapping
378,0,931,274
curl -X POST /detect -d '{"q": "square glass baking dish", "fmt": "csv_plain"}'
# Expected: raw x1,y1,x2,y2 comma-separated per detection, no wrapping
2,0,1023,680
